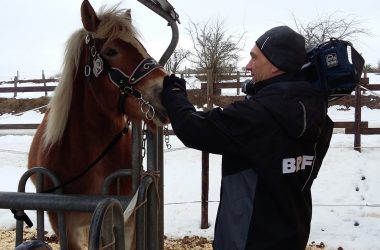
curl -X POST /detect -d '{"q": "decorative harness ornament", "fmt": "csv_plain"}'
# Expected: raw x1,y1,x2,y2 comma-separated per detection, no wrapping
84,33,163,119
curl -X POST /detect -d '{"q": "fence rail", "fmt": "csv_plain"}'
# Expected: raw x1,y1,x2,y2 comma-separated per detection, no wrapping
2,122,380,135
1,71,380,137
0,70,58,97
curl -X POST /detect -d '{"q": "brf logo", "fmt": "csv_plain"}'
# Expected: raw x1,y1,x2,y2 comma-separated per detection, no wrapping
282,155,314,174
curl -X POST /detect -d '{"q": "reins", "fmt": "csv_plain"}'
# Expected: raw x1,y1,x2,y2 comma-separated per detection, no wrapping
43,126,129,193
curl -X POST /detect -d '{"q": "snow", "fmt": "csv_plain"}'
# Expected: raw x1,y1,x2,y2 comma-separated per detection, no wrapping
0,74,380,249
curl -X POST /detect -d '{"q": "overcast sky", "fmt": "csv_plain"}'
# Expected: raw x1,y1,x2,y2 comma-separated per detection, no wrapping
0,0,379,79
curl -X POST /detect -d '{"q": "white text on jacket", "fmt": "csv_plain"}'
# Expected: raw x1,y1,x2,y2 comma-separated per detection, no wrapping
282,155,314,174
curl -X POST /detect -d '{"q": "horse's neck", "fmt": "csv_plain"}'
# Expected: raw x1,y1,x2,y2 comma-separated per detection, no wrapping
64,78,125,151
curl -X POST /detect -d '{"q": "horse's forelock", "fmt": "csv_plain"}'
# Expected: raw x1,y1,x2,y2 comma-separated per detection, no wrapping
96,6,147,56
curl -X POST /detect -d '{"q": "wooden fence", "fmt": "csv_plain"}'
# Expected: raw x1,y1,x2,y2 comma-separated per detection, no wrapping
0,71,58,97
1,70,380,139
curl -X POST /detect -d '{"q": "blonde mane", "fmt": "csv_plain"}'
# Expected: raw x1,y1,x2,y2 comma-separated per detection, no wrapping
44,5,146,147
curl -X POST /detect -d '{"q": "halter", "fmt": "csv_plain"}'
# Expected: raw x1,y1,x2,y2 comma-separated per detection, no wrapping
84,33,163,119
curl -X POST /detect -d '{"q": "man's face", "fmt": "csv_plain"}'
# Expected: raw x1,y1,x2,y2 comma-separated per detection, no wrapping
246,45,278,83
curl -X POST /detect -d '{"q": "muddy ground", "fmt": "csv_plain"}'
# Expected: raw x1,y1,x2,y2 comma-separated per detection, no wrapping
0,228,327,249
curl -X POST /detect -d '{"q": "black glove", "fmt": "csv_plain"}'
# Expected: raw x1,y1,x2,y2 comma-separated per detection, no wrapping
163,74,187,98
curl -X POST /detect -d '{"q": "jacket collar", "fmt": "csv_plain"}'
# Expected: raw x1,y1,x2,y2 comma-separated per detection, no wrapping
252,71,306,94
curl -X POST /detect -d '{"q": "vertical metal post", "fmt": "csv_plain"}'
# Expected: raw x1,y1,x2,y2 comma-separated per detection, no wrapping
132,121,142,193
146,130,159,250
36,173,45,242
157,127,164,250
136,2,179,248
136,192,147,250
354,84,362,152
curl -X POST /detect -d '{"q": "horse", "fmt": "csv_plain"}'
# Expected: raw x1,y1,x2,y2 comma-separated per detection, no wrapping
27,1,169,249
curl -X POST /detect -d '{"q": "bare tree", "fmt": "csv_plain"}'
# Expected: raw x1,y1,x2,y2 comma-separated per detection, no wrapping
292,13,371,49
186,18,245,82
165,47,190,74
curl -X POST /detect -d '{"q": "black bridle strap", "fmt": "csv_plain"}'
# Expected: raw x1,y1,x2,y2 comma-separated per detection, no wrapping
42,126,129,193
108,58,162,115
108,58,162,89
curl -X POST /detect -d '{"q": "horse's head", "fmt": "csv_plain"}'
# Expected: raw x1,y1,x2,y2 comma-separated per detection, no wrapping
45,0,171,146
79,0,169,127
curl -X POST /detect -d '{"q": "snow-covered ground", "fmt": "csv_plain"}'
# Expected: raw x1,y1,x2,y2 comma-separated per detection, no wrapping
0,74,380,249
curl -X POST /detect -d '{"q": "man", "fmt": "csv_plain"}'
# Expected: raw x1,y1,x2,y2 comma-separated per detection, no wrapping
162,26,334,250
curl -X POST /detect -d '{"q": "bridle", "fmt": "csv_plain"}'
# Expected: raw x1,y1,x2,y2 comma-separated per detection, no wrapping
84,33,163,120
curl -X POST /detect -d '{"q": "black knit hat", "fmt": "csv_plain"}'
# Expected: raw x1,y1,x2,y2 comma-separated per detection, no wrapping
256,26,306,72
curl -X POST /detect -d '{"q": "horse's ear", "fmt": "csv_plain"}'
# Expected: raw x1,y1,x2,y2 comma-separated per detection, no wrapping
81,0,100,32
125,9,132,22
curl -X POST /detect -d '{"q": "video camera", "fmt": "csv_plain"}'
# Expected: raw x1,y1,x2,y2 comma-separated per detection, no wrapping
241,38,365,101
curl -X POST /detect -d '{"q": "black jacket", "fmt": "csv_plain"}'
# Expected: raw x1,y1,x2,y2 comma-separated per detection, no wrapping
162,73,334,250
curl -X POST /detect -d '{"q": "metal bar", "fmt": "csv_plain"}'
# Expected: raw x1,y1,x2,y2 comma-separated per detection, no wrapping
131,121,142,193
136,176,153,250
159,21,179,65
36,173,44,242
146,130,159,250
102,169,133,195
157,127,164,250
137,0,179,66
0,192,132,212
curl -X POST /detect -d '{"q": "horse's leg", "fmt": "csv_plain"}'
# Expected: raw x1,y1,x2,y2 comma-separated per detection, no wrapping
64,212,92,250
47,211,91,250
47,211,59,239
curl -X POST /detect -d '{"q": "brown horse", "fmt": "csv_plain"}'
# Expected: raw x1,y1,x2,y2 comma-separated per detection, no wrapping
28,1,168,249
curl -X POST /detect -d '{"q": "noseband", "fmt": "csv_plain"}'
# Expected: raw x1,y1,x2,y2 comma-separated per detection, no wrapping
84,33,163,119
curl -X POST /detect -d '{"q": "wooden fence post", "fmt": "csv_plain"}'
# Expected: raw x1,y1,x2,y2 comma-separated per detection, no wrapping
206,69,214,102
354,83,362,152
200,69,214,229
13,71,19,98
236,71,240,95
42,70,47,96
201,151,209,229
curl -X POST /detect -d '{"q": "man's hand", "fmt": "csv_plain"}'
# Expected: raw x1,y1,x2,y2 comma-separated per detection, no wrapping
163,74,187,98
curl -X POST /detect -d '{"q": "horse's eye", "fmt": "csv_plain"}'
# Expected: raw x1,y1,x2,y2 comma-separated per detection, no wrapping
104,48,118,57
